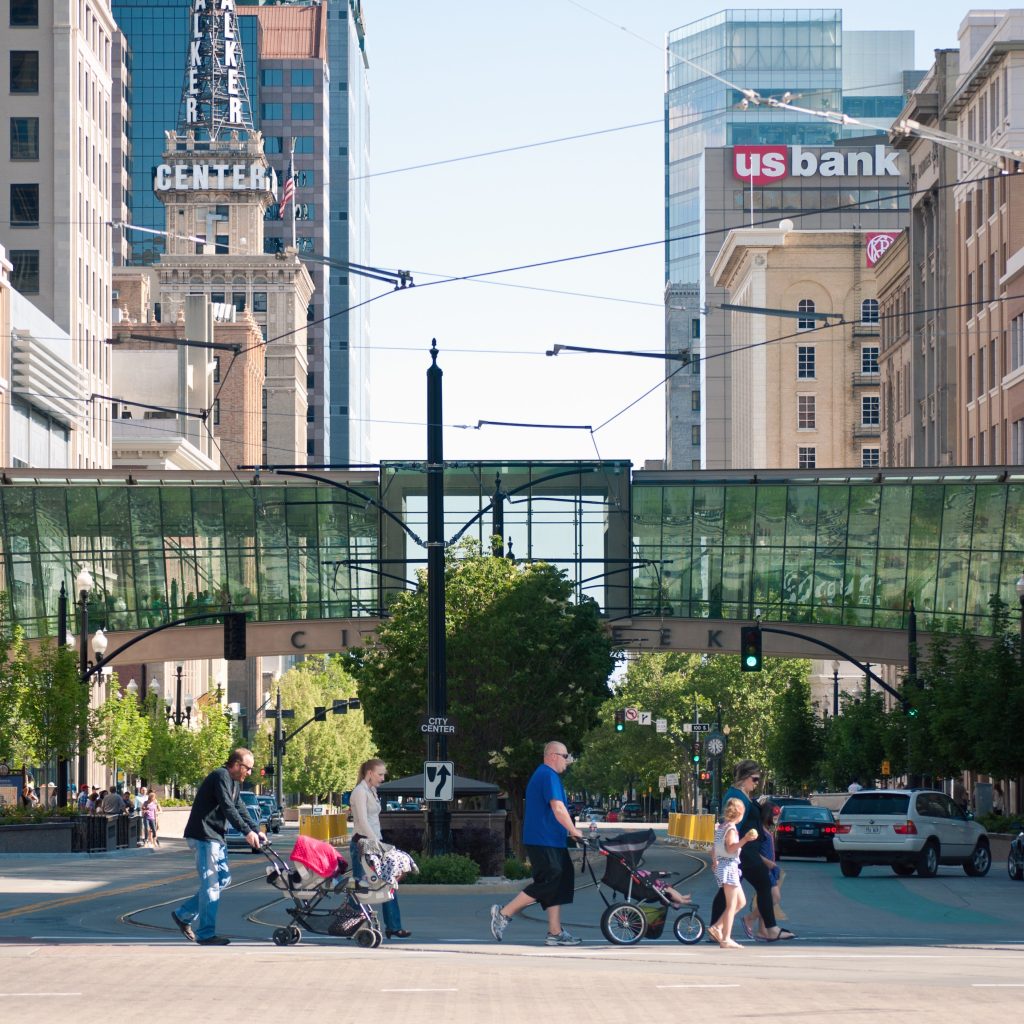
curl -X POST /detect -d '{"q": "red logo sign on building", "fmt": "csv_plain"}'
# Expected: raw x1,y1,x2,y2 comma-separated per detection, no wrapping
865,231,901,267
732,145,788,185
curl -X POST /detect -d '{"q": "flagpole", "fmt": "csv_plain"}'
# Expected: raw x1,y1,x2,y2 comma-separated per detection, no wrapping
289,137,297,251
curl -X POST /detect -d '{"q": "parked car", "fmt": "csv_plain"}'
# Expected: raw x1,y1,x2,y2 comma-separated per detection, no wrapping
619,802,642,822
399,801,423,812
775,805,838,861
256,795,283,834
605,808,620,823
833,789,991,878
760,795,812,809
226,794,267,852
581,806,606,822
1007,822,1024,881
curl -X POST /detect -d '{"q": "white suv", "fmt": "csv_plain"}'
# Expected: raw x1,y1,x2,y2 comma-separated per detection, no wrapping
833,789,991,878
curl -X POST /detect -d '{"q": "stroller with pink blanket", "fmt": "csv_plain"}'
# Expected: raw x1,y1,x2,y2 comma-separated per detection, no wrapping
262,835,389,947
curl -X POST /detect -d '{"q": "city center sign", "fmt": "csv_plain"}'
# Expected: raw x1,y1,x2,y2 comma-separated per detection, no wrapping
733,144,901,185
154,162,277,193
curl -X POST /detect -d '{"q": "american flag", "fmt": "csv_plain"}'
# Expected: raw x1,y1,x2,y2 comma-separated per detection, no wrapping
279,159,296,219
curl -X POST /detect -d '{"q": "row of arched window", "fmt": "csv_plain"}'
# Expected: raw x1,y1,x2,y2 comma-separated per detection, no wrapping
797,298,879,329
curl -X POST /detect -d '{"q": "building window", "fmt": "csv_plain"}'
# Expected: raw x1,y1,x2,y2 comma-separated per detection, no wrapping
213,356,220,383
861,447,880,467
261,69,283,87
797,345,815,379
295,203,314,221
10,51,39,93
862,395,880,426
262,389,267,409
798,446,816,468
10,249,38,292
264,136,283,154
253,291,267,313
10,1,39,26
1012,315,1024,372
860,298,880,324
1013,419,1024,462
691,424,700,446
260,103,283,121
691,353,700,375
691,390,700,411
797,298,816,330
294,136,315,153
233,292,246,313
215,235,228,255
306,406,315,423
211,291,225,304
691,318,700,339
291,103,314,120
263,237,283,255
861,346,879,375
291,69,314,87
10,183,38,225
797,394,816,430
10,117,38,159
213,399,220,426
307,303,315,323
307,371,315,389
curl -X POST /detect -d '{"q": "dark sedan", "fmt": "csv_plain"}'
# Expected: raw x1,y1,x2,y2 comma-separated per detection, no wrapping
775,805,838,861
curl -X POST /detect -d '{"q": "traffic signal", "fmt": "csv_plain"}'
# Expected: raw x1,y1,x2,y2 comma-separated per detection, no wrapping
259,767,266,778
740,625,763,672
901,699,918,718
614,708,625,732
700,770,711,782
224,611,247,661
263,763,275,777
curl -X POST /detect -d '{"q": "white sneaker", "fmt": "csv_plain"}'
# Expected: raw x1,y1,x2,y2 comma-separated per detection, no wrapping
490,904,509,942
545,929,582,946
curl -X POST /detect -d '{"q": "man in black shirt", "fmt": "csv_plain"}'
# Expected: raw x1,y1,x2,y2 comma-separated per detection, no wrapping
171,748,263,946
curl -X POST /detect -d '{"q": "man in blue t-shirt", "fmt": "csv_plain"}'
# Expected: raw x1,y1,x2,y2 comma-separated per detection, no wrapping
490,741,584,946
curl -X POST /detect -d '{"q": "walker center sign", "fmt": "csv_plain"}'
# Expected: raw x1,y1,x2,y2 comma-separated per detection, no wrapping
733,144,901,184
154,162,275,193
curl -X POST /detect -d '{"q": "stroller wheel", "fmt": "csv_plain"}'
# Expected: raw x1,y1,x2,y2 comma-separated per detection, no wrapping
355,927,376,948
600,902,647,945
673,911,705,945
371,928,384,948
272,928,288,946
286,926,302,945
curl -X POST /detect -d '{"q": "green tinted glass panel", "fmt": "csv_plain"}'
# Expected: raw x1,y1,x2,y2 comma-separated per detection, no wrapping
909,485,943,549
693,487,725,546
786,487,818,547
847,486,881,546
941,485,975,550
754,486,787,546
877,485,912,549
972,485,1006,551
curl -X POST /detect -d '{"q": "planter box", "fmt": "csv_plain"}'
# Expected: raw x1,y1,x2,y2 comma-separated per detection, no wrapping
0,819,73,853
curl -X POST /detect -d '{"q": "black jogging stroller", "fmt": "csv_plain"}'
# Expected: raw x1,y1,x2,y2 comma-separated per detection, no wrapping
582,829,705,945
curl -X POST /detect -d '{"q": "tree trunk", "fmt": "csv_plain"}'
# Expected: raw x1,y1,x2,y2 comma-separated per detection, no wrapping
506,780,526,860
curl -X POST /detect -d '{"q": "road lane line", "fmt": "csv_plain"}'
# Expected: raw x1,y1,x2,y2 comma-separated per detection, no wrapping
657,984,740,989
973,984,1024,987
0,992,81,996
381,988,458,992
0,872,194,921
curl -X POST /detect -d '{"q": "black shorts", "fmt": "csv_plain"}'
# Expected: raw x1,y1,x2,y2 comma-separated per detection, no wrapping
523,844,575,909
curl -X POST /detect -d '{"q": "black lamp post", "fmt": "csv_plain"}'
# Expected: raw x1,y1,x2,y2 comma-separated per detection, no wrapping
1016,574,1024,657
73,569,109,788
160,664,193,726
832,661,840,717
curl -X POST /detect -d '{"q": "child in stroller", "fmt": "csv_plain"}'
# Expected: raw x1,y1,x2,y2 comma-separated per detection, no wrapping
262,834,411,948
585,828,706,945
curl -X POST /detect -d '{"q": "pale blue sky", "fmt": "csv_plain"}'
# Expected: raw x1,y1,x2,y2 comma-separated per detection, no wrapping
363,1,970,467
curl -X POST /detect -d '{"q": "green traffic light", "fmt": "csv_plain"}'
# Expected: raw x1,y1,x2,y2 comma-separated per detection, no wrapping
615,722,624,732
744,655,758,667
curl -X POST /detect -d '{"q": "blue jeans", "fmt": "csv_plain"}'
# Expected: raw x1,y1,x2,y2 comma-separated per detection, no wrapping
350,838,401,933
177,839,231,941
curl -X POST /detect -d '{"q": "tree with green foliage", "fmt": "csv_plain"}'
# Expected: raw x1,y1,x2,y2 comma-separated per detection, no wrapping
354,543,615,849
250,655,373,801
89,683,152,787
765,674,821,793
175,699,234,787
817,687,889,790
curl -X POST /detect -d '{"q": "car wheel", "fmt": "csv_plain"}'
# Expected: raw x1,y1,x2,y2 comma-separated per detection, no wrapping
892,864,915,876
916,840,939,877
600,902,647,945
1009,849,1024,881
963,840,991,877
839,858,861,878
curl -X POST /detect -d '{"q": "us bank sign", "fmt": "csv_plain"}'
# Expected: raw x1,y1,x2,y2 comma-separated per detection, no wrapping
733,144,902,185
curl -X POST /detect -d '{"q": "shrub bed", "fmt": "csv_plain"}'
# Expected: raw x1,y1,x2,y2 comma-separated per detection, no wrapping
403,853,480,885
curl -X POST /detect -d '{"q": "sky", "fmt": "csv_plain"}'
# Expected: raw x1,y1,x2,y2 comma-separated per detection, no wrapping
362,1,969,468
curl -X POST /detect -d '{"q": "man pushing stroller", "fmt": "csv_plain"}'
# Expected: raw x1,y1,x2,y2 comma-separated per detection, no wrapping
490,740,584,946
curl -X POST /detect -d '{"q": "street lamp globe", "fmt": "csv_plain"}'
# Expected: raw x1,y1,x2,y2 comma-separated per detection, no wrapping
149,679,161,699
126,679,138,698
75,569,94,595
92,629,108,658
185,695,194,709
1016,573,1024,601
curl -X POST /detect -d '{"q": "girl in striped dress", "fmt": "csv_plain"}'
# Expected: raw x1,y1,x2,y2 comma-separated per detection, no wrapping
708,797,759,948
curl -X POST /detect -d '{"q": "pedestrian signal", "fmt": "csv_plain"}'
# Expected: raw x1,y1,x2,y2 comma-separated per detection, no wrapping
263,763,274,778
224,611,247,661
740,625,762,672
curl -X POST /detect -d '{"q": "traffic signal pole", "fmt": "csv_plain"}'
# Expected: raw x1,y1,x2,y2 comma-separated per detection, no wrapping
273,687,284,809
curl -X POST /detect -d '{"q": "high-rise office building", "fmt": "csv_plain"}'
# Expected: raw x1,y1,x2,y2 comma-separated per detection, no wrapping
0,0,116,468
111,0,370,466
664,9,917,469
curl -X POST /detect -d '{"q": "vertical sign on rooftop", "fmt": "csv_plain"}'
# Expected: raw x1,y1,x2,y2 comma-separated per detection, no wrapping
178,0,254,141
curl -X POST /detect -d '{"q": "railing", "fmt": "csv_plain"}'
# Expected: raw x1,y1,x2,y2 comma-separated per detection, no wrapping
71,814,139,853
852,422,881,440
851,371,881,387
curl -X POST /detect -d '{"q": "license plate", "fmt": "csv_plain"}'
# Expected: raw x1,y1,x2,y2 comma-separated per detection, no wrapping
863,826,881,834
799,828,816,836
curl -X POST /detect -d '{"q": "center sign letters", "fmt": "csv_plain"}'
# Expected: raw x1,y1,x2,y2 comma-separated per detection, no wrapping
186,0,243,127
733,144,901,184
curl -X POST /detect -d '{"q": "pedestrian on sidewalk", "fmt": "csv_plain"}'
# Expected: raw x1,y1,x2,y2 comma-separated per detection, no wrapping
708,797,758,948
143,791,160,848
490,740,584,946
171,748,263,946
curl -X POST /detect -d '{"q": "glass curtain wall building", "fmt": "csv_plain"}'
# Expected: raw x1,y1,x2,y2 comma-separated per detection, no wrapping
664,10,916,469
111,0,370,466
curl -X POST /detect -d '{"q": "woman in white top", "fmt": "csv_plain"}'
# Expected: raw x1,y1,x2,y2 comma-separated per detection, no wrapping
349,758,410,939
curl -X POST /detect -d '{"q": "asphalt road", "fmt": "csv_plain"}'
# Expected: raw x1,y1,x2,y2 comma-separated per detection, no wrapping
0,828,1021,1024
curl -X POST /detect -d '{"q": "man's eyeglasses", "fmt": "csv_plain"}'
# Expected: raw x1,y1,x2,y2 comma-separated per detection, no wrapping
240,764,254,773
552,752,573,761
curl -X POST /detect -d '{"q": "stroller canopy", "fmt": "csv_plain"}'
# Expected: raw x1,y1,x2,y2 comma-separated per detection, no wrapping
600,829,657,868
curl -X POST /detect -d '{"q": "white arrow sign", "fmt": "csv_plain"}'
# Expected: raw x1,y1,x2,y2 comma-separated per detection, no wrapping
423,760,454,801
639,711,652,726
